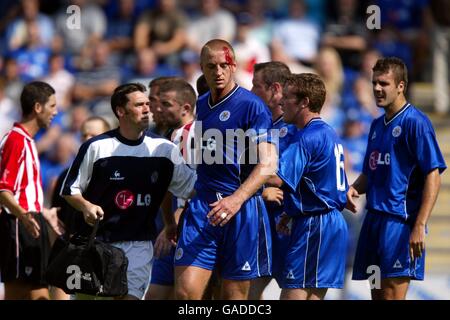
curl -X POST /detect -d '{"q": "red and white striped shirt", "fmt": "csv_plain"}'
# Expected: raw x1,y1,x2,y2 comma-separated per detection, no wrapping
0,123,43,213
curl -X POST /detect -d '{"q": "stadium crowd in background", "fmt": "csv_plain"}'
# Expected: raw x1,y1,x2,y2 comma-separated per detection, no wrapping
0,0,447,208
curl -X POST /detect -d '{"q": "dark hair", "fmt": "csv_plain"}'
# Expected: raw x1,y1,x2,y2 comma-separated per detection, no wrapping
159,78,196,113
372,57,408,91
20,81,55,117
196,74,209,96
253,61,291,87
110,83,146,118
284,73,326,113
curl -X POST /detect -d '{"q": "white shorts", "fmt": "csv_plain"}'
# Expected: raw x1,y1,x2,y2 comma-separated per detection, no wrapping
111,241,153,299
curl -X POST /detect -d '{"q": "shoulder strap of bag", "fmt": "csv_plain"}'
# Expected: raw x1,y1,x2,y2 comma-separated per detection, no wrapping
88,219,100,249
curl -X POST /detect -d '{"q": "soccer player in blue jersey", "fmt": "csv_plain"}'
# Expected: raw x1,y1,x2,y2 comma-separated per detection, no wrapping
268,73,349,300
62,83,196,300
174,39,278,300
347,57,447,300
249,61,297,299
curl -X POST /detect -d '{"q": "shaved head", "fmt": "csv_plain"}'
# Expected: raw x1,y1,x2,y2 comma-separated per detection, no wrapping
200,39,237,101
200,39,236,65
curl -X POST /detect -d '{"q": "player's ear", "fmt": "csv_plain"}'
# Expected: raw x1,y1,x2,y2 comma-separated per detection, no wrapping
398,81,405,93
182,103,191,116
270,83,281,101
272,82,282,94
300,97,309,109
33,102,43,114
116,105,126,117
230,62,237,73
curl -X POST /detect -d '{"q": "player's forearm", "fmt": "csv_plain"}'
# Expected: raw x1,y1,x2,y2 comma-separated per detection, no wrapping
174,207,184,225
415,169,441,227
233,142,278,203
0,190,27,218
234,164,271,203
161,192,176,227
62,194,94,213
351,174,368,194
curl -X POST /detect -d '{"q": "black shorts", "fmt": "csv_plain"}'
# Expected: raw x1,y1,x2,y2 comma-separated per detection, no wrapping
0,211,51,285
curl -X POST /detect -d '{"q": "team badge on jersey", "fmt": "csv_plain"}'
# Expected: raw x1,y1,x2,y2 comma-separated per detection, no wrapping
175,247,184,260
25,266,33,276
219,110,231,121
371,131,377,140
279,126,288,138
115,190,134,209
392,126,402,137
150,171,158,184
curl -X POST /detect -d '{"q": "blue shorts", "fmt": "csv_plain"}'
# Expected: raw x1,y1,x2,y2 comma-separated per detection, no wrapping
150,247,175,286
352,210,425,281
266,202,289,287
174,192,272,280
281,210,348,289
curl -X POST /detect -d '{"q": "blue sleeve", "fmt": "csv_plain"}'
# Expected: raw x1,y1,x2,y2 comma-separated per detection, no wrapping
362,126,374,176
277,142,309,193
412,131,447,174
248,101,273,145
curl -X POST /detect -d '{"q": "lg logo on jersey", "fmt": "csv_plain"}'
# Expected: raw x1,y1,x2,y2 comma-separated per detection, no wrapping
115,190,152,209
369,150,390,170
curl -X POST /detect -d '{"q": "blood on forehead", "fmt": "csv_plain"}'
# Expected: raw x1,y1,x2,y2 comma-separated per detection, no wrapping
223,46,234,65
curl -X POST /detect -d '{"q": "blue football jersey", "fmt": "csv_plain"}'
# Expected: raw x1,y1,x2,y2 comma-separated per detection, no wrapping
277,118,348,216
265,115,297,214
194,85,273,195
363,103,446,220
271,115,298,156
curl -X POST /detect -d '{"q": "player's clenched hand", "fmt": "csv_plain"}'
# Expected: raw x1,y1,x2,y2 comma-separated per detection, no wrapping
165,223,178,247
262,187,283,205
345,186,360,213
276,213,292,236
42,207,65,236
82,203,104,226
207,194,244,227
18,212,41,238
409,224,426,260
154,227,175,258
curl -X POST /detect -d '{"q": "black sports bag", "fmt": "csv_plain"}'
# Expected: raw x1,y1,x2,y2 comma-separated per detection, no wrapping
45,220,128,297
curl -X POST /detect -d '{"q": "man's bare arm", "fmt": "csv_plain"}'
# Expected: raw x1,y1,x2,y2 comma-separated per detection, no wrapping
346,173,368,213
207,141,278,226
410,168,441,259
63,194,104,226
0,190,40,238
